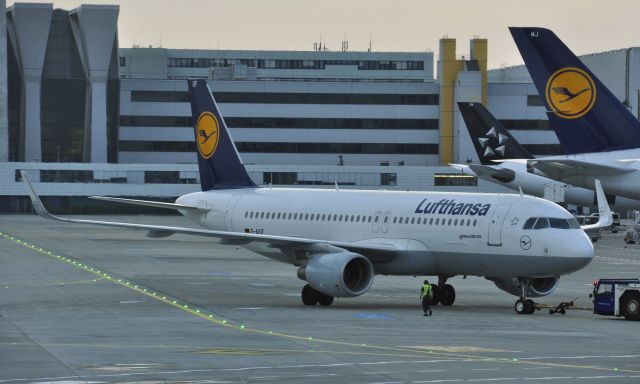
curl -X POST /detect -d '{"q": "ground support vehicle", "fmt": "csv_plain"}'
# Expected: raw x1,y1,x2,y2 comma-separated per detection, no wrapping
591,279,640,320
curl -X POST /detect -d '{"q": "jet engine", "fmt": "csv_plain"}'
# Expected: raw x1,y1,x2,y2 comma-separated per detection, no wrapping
297,252,374,298
488,276,559,297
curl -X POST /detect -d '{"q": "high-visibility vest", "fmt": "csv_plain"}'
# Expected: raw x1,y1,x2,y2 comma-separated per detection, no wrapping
420,284,433,300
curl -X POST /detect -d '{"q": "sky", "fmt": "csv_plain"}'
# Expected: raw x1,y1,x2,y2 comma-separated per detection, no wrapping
7,0,640,69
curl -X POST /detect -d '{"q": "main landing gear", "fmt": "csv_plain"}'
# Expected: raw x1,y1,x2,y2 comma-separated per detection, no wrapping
433,275,456,306
514,278,538,315
301,284,334,306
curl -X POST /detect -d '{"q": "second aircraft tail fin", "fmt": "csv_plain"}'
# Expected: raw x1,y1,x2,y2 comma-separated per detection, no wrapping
458,102,534,165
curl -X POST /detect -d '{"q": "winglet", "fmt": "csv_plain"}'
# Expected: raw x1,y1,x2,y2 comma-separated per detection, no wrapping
20,170,56,220
581,179,613,230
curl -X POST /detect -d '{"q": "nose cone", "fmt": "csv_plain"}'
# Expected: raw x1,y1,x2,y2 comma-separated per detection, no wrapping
562,232,594,273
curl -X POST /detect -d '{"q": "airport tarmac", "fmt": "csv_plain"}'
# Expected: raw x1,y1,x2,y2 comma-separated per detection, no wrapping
1,214,639,383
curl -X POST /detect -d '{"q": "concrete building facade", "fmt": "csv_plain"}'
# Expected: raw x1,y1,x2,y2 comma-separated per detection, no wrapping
6,3,119,163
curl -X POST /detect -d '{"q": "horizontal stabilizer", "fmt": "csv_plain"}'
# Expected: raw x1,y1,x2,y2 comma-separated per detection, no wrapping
89,196,208,212
530,158,633,180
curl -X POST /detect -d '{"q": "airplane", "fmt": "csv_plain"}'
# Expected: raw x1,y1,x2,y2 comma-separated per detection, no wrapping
452,101,640,211
22,79,603,315
505,27,640,201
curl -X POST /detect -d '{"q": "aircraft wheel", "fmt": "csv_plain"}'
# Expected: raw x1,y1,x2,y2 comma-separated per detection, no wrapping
317,293,334,306
559,309,566,315
514,299,526,314
525,299,536,314
301,284,319,306
621,292,640,321
431,285,441,306
440,284,456,306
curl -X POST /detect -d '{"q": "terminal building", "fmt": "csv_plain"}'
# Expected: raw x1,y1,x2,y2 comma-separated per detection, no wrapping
2,2,640,213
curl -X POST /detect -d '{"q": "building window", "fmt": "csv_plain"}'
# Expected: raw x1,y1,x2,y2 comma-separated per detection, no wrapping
527,95,544,106
434,173,478,187
263,172,297,185
119,57,126,67
380,173,397,186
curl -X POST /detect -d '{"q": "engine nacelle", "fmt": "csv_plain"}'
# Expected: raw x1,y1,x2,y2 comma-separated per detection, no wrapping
297,252,374,298
488,276,559,298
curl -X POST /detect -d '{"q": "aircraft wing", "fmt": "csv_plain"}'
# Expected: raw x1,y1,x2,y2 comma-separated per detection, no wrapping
530,158,634,180
581,179,613,231
21,171,398,263
89,196,209,212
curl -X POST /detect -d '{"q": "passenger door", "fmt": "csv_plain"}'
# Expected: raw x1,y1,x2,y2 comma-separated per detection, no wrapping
381,211,391,233
487,204,511,246
372,211,382,233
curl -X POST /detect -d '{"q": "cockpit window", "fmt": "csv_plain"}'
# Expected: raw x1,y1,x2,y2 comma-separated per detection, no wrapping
568,218,581,229
549,218,570,229
523,218,537,230
533,217,549,229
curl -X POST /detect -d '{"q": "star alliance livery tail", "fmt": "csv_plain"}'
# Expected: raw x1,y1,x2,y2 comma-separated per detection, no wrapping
187,79,257,191
458,102,534,164
510,27,640,154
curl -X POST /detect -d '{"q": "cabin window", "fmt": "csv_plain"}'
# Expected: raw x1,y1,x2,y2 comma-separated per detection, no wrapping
442,219,447,226
473,219,477,226
435,218,439,225
293,213,297,220
410,217,415,224
374,216,379,223
260,212,265,219
466,219,470,226
429,218,434,225
448,219,452,225
304,213,309,220
288,213,292,219
454,219,458,226
248,212,253,218
356,215,361,222
393,217,397,224
368,216,372,222
277,213,281,219
384,216,389,223
310,214,315,220
320,214,325,220
244,212,248,218
350,215,355,222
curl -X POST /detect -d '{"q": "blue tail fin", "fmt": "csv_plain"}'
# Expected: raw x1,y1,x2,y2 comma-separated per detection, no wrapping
510,27,640,154
187,79,257,191
458,102,534,165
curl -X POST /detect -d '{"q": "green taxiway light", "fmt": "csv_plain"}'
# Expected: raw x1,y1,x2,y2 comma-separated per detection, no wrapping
268,331,273,334
172,301,177,304
307,337,313,340
162,296,166,299
512,358,518,362
239,325,245,329
183,305,188,308
222,320,227,324
196,310,200,313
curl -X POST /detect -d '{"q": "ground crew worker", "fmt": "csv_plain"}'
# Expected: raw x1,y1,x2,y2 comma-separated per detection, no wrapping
420,279,433,316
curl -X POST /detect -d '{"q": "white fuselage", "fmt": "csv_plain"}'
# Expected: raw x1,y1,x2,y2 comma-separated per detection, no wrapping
176,188,593,278
534,150,640,201
460,161,640,210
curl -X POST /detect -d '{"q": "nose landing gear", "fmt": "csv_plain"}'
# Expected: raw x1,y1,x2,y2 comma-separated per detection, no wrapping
514,279,538,314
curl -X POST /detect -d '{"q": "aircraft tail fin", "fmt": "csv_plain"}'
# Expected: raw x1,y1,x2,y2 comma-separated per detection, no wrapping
187,79,257,191
457,102,534,165
509,27,640,154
